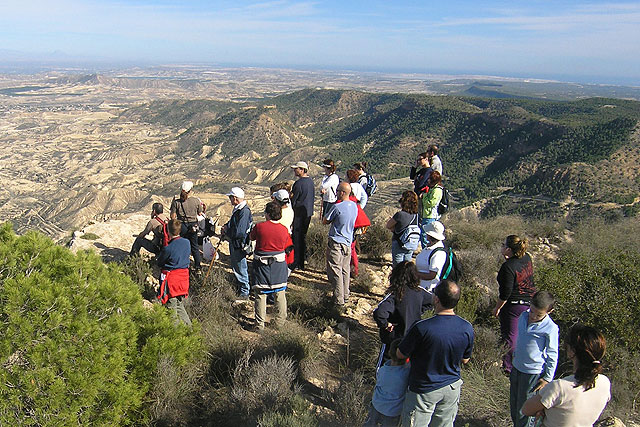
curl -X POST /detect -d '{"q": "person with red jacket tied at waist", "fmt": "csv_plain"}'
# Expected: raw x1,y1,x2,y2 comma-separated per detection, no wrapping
249,201,293,331
156,219,192,326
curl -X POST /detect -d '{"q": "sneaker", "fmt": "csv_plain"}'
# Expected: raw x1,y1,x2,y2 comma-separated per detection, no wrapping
235,294,250,301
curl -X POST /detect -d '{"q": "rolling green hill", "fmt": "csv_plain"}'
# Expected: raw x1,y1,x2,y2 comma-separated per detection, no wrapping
120,90,640,216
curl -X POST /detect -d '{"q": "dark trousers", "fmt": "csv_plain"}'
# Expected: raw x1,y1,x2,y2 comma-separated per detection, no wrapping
130,237,160,256
292,213,311,269
180,222,201,269
499,303,529,373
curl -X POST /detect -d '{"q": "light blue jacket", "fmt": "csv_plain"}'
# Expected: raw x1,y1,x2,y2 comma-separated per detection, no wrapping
372,361,411,417
512,310,559,382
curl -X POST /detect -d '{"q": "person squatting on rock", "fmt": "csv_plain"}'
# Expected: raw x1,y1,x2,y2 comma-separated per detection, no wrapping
415,221,447,292
249,201,293,331
129,202,169,256
320,159,339,218
492,234,537,375
270,182,294,233
290,161,315,271
373,261,431,361
522,324,611,427
419,171,443,249
363,338,411,427
386,190,420,267
323,182,358,307
156,219,192,326
221,187,253,298
170,181,203,271
397,280,474,427
509,291,559,427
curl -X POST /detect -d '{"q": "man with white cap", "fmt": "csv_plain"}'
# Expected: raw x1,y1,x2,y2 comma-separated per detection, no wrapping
290,161,315,271
170,181,203,271
221,187,253,298
414,221,447,291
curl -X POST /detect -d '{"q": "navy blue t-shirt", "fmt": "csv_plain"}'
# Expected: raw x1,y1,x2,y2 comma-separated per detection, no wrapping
156,236,191,270
399,314,474,393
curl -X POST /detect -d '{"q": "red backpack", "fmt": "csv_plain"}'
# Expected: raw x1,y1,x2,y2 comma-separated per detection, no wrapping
155,216,170,247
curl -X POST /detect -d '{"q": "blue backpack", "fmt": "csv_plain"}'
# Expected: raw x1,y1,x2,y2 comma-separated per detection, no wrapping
364,174,377,197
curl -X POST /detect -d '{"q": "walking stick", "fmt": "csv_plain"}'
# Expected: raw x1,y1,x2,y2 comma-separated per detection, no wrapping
204,238,223,281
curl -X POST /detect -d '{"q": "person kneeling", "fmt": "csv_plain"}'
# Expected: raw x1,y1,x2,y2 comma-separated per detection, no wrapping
156,219,192,326
250,201,293,331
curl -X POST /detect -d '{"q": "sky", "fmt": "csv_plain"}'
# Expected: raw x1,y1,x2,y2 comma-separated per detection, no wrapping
1,0,639,84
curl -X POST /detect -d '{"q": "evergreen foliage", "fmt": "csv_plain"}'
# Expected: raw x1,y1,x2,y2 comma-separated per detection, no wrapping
0,223,201,425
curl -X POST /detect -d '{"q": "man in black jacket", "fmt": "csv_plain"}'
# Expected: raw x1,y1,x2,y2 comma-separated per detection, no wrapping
290,161,315,271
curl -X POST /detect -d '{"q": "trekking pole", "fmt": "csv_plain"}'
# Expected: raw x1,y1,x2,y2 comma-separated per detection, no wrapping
204,238,223,281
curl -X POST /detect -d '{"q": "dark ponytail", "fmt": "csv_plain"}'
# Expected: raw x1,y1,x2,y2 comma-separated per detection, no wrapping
568,324,606,391
505,235,528,258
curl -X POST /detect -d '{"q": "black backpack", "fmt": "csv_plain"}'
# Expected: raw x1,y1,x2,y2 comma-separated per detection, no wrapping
437,186,451,215
427,246,462,282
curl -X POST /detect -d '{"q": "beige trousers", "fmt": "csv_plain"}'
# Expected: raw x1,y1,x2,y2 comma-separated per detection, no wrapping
326,240,352,305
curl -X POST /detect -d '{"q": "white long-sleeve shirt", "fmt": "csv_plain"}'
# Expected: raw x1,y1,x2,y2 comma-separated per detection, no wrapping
349,182,368,208
321,173,339,203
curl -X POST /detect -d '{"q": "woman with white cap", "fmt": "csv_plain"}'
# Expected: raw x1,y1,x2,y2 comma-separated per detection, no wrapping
270,182,294,234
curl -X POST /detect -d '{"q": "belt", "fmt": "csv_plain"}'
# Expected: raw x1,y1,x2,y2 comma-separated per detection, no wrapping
508,300,530,305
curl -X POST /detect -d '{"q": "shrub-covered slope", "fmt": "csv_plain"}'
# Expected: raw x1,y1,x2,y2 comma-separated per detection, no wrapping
121,90,640,213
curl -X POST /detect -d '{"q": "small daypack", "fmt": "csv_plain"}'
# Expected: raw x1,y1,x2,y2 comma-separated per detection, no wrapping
364,174,378,197
427,246,462,282
397,214,421,251
437,186,451,215
155,216,169,247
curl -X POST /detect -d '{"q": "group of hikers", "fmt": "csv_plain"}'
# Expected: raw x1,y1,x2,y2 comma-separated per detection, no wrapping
128,144,611,426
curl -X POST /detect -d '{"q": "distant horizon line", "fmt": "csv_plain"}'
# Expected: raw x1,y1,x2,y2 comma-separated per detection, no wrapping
0,56,638,88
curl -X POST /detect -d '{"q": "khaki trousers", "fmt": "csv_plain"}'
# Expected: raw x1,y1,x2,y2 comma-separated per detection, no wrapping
326,240,351,305
254,290,287,329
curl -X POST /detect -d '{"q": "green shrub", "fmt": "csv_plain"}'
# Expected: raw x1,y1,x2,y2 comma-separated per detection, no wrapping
455,283,482,325
333,371,370,426
263,322,324,381
304,223,328,269
230,351,298,415
79,232,100,240
359,222,391,259
257,394,318,427
119,254,153,295
0,224,201,426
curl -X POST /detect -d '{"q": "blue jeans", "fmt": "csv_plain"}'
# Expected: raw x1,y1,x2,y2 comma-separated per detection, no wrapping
229,244,249,296
510,368,540,427
420,218,437,249
391,239,413,267
402,379,462,427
